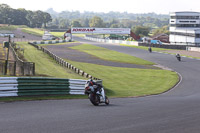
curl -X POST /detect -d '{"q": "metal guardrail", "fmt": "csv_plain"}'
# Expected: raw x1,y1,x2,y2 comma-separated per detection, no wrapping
0,77,102,97
85,36,200,50
30,39,71,45
84,36,139,46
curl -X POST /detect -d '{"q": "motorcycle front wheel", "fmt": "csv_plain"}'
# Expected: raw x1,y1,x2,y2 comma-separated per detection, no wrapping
89,93,100,106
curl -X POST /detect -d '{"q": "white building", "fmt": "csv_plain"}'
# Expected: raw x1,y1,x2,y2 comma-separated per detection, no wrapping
169,12,200,46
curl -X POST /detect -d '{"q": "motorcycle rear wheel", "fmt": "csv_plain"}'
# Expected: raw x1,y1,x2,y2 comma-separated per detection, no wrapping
105,96,109,105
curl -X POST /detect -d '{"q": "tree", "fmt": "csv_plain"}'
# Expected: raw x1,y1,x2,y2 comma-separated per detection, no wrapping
0,4,13,24
59,18,70,29
12,8,29,25
0,4,52,28
43,12,52,28
71,20,82,27
133,26,150,36
152,25,169,36
89,16,105,28
81,18,90,27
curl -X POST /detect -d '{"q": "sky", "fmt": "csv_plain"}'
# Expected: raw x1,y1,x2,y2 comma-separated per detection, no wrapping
0,0,199,14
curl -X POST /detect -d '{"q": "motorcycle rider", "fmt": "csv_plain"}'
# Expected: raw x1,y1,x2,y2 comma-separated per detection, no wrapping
86,79,106,102
176,53,181,61
148,47,152,53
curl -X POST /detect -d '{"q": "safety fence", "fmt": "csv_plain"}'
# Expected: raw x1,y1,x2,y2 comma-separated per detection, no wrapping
28,42,100,80
0,59,16,75
0,77,102,97
0,43,35,76
84,36,193,50
30,39,71,45
85,36,139,46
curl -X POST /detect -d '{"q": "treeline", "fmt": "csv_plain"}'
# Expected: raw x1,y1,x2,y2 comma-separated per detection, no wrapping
46,8,169,29
0,4,52,28
46,8,170,36
0,3,169,36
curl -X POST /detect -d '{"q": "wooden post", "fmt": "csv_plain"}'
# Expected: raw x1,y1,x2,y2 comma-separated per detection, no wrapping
13,61,16,76
4,35,11,75
32,63,35,75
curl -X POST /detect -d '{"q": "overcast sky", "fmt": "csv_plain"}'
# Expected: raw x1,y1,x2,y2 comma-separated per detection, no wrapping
0,0,199,14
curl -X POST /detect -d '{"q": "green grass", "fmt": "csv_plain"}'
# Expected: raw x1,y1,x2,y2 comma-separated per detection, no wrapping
0,42,178,101
16,42,86,79
21,28,66,38
73,34,86,37
50,32,65,38
21,28,44,36
0,25,28,31
66,60,179,97
70,44,154,65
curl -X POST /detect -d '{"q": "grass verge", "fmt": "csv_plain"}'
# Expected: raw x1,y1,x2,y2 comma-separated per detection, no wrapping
21,28,66,38
70,44,154,65
66,60,179,97
0,42,178,101
21,28,44,36
16,42,86,79
0,25,28,31
50,32,65,38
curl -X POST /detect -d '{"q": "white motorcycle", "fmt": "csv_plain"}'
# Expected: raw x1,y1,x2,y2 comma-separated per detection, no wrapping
85,80,109,106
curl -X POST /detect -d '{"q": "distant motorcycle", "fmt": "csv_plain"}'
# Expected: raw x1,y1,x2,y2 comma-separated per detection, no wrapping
148,47,152,53
85,79,109,106
176,54,181,61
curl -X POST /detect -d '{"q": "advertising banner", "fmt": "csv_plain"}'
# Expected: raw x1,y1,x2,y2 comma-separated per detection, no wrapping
71,28,130,34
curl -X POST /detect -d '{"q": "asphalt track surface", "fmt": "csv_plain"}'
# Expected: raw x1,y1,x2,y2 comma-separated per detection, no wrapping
45,43,158,69
0,29,42,43
1,36,200,133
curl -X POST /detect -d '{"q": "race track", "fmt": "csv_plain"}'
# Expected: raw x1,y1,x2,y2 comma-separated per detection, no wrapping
1,36,200,133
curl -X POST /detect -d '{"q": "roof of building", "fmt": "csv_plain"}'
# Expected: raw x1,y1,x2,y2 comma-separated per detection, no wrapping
152,33,169,39
170,11,200,15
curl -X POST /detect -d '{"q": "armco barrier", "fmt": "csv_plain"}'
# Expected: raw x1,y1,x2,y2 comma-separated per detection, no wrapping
30,39,71,45
0,77,102,97
84,36,195,50
84,36,139,46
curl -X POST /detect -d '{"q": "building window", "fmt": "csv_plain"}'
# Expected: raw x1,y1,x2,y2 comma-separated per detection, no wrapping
170,24,200,28
170,32,196,37
196,34,200,38
179,21,189,23
171,16,199,19
171,16,176,19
